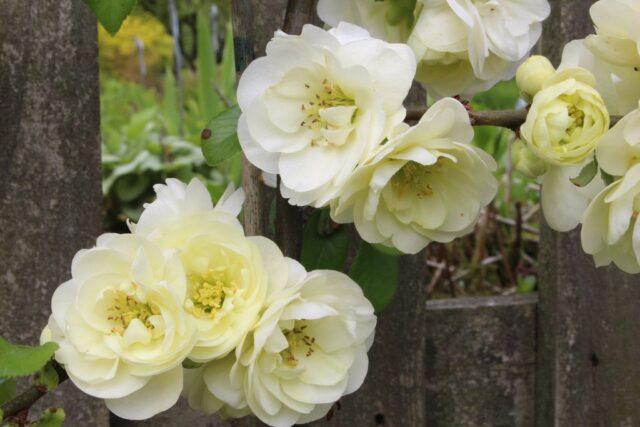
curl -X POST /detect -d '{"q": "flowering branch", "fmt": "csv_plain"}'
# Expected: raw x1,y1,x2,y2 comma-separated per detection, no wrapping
405,106,622,131
1,361,68,420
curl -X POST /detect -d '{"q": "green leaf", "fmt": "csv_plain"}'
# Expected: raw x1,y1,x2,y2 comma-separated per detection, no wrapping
0,378,16,406
300,210,349,271
201,106,242,166
570,157,598,187
220,21,237,105
35,362,60,392
83,0,137,36
182,359,203,369
517,276,537,294
161,68,180,136
197,8,222,122
32,408,65,427
349,242,398,313
601,169,616,186
0,337,58,378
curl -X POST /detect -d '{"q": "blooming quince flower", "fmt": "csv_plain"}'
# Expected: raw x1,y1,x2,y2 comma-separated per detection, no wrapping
596,103,640,177
41,234,197,420
560,0,640,115
520,66,610,166
330,98,498,254
538,160,605,232
237,22,416,208
132,178,273,362
184,267,376,427
408,0,550,98
581,163,640,274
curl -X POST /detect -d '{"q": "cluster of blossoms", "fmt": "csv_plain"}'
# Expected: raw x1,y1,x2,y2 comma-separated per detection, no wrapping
239,22,499,254
41,179,376,426
318,0,551,98
509,0,640,272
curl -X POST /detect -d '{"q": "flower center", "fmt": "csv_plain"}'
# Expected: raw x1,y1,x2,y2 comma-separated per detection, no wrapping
300,79,356,147
186,266,236,319
390,160,446,199
106,290,159,335
280,323,316,367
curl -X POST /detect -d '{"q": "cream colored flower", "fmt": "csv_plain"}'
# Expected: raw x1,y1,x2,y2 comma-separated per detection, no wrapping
237,22,415,208
330,98,498,254
41,234,197,420
539,160,604,232
520,67,610,166
596,103,640,177
408,0,549,98
580,104,640,272
560,0,640,115
317,0,409,42
185,268,376,427
581,163,640,274
132,178,270,362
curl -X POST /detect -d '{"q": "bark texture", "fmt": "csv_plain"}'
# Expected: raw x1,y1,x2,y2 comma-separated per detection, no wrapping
0,0,107,424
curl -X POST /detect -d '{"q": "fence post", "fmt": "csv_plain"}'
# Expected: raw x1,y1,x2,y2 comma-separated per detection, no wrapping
0,0,107,424
537,1,640,425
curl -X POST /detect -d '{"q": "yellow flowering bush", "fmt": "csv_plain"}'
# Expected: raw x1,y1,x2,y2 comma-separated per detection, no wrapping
99,11,173,81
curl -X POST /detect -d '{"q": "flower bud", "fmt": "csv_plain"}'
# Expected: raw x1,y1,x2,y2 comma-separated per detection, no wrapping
520,67,610,166
511,139,547,178
516,55,556,101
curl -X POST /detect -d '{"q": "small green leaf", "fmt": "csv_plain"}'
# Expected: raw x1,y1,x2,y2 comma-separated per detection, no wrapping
300,210,349,271
517,276,537,294
35,362,60,392
371,243,403,256
601,169,616,186
33,408,65,427
349,242,398,313
182,359,203,369
570,157,598,187
0,378,16,406
0,337,58,378
202,106,242,166
83,0,137,36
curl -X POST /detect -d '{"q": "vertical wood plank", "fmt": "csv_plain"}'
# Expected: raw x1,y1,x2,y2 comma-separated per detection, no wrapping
537,1,640,425
0,0,107,425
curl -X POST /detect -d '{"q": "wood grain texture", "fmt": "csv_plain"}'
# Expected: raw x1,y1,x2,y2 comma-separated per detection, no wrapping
0,0,107,425
537,2,640,425
425,295,537,427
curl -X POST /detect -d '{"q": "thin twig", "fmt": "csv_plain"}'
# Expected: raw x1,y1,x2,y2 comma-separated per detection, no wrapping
1,361,68,418
405,107,622,130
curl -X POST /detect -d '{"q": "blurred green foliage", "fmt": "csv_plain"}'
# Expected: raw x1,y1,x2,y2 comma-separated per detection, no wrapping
100,6,240,232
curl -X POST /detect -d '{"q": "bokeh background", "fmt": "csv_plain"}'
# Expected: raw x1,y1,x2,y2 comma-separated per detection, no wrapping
99,0,539,299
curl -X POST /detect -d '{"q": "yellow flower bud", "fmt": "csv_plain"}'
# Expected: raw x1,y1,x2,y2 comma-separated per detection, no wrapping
516,55,556,101
511,139,547,178
520,67,610,166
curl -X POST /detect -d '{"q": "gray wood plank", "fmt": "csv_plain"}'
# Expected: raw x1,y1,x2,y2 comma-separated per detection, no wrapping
0,0,107,424
537,1,640,425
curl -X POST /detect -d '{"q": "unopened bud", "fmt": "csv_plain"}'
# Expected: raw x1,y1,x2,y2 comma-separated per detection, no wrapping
516,56,556,102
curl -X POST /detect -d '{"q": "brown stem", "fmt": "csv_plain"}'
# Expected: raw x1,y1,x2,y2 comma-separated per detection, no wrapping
1,361,68,419
405,107,622,130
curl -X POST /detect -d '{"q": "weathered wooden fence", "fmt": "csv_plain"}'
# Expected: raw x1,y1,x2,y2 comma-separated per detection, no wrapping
2,0,639,426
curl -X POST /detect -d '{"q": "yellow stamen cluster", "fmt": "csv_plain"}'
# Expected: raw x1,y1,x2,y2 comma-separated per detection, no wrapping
281,323,316,367
300,79,356,146
187,266,236,319
107,290,159,335
391,161,445,199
